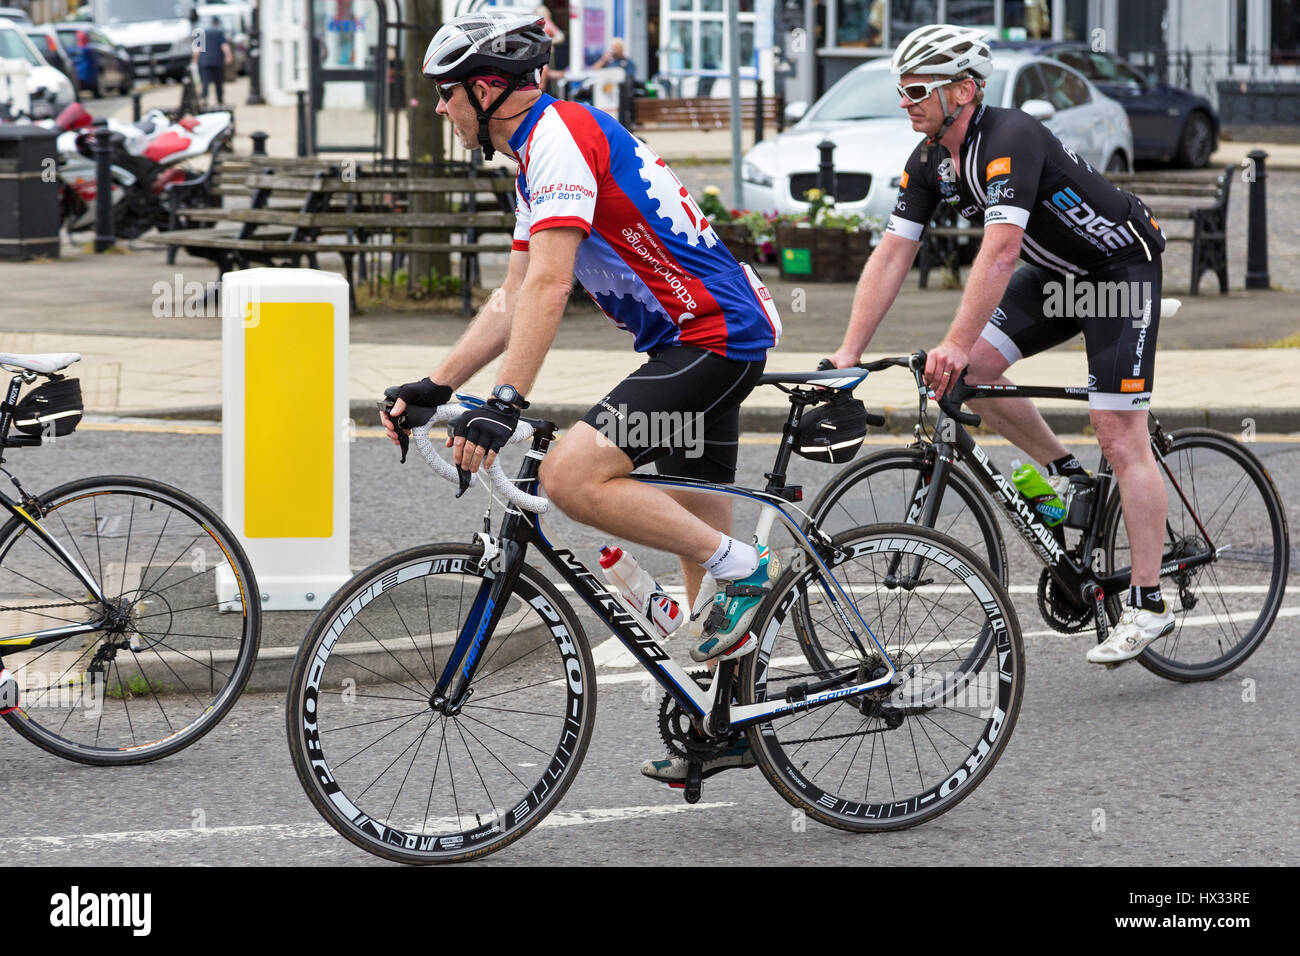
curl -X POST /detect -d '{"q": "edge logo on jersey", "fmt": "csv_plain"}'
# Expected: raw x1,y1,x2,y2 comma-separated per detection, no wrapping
508,94,781,361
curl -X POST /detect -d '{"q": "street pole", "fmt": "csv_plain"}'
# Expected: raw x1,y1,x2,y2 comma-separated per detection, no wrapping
92,122,115,253
247,2,265,106
728,0,742,210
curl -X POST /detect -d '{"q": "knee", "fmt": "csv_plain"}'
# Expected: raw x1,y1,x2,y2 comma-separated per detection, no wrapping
1090,412,1150,471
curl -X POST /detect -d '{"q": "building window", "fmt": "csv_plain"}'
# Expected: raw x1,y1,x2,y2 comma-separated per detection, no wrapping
1004,0,1053,39
662,0,760,74
1273,0,1300,63
836,0,884,47
890,0,939,46
948,0,997,29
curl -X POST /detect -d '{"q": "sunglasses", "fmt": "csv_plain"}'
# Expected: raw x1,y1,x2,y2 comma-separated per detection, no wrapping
896,77,958,104
436,80,462,103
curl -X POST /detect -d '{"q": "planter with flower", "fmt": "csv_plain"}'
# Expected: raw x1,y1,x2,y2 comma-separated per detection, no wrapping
776,188,881,282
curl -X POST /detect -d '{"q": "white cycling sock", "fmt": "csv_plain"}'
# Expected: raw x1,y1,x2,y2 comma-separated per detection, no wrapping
703,535,758,581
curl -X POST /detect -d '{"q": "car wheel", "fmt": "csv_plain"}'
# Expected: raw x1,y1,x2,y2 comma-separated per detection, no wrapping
1175,111,1214,168
1105,151,1128,174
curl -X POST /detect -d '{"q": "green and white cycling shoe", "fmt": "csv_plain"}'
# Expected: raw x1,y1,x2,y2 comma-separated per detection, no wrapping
689,546,778,663
640,741,756,784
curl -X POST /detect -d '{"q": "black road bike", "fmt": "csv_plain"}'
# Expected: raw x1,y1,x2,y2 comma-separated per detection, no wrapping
0,356,260,764
285,373,1025,864
804,351,1289,681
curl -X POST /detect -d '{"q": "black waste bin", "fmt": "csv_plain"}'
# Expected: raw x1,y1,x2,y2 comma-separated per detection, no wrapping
0,125,61,261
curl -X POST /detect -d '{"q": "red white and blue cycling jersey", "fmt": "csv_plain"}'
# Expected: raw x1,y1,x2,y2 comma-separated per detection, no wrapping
507,93,782,362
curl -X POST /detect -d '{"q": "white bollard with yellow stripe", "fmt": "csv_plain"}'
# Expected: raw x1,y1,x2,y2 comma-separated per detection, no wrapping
219,268,351,611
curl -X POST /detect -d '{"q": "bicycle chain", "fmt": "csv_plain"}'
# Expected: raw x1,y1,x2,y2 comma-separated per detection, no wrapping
0,601,98,613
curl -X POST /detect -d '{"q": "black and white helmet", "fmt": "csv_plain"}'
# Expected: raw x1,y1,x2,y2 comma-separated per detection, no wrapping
422,12,551,81
890,24,993,80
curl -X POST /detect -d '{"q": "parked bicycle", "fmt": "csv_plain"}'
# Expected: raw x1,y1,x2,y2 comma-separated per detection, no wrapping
286,372,1025,864
0,353,260,764
804,350,1289,682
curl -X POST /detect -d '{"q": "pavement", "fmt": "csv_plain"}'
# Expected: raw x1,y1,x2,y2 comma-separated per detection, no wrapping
4,77,1297,434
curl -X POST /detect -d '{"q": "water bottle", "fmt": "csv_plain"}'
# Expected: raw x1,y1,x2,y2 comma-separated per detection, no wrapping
1010,460,1066,526
598,546,683,637
1061,474,1098,529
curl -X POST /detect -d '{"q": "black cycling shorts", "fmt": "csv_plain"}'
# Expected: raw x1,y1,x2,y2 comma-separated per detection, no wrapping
979,259,1163,411
580,345,766,483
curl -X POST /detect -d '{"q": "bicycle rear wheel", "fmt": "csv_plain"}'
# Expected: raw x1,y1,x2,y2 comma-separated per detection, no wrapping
0,476,259,764
743,524,1024,832
286,543,597,864
1100,428,1289,681
805,447,1008,583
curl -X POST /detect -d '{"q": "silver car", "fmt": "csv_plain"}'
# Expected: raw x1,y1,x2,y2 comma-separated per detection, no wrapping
741,52,1134,222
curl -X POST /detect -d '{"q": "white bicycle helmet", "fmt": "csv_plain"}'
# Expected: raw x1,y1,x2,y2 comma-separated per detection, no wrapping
422,12,552,158
890,24,993,79
891,24,992,144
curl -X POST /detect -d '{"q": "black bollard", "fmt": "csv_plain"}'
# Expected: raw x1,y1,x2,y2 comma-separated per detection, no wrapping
817,140,836,198
92,122,115,253
132,91,142,122
250,131,268,155
1245,149,1270,290
755,78,764,143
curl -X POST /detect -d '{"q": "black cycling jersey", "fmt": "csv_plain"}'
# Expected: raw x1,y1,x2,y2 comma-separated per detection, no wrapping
887,105,1166,276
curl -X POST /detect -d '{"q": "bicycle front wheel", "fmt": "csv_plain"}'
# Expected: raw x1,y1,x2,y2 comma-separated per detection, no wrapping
1100,428,1290,681
286,543,597,865
743,524,1024,832
0,476,260,764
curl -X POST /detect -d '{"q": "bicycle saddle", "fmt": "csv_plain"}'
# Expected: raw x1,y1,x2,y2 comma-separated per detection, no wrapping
0,353,82,375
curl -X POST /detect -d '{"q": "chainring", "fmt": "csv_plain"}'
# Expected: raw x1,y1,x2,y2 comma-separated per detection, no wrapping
658,669,712,759
1037,566,1094,634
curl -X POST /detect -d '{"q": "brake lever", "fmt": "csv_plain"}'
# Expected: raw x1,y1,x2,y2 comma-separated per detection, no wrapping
377,399,411,464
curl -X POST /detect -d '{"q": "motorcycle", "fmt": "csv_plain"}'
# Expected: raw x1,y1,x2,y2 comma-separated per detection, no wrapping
50,102,232,238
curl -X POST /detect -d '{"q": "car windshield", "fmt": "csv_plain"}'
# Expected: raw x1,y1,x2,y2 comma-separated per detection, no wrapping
0,28,42,66
807,68,1006,122
98,0,189,23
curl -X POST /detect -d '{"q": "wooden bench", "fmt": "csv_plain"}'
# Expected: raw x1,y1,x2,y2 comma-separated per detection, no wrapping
632,96,780,133
915,166,1233,294
145,163,517,313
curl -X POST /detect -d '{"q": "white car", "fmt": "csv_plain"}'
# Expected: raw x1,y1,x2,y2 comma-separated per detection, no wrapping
741,53,1133,222
93,0,196,81
0,21,77,117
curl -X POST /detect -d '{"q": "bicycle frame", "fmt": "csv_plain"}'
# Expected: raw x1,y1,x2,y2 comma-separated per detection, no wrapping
430,419,899,734
919,380,1219,605
0,370,112,656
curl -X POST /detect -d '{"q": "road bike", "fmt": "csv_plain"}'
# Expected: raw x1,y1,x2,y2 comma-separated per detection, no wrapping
285,371,1025,864
803,350,1289,682
0,353,261,764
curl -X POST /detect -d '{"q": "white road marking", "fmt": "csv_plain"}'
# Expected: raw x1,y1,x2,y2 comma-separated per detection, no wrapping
0,802,738,853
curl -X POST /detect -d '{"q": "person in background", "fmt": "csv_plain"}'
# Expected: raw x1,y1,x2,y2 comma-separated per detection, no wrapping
535,4,566,96
591,36,635,83
192,15,232,106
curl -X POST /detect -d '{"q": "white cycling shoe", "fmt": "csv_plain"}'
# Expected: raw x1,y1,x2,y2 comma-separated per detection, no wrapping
1086,605,1175,664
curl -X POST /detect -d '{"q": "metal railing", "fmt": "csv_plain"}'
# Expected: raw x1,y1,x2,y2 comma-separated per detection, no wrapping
1127,47,1300,110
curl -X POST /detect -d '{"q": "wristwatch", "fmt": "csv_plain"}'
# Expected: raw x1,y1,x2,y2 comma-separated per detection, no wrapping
491,384,529,409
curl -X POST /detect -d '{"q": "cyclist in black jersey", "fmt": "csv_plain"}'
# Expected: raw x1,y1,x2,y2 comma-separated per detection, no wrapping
830,24,1176,664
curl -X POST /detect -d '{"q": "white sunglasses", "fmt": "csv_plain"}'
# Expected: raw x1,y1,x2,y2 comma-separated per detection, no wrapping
896,77,959,104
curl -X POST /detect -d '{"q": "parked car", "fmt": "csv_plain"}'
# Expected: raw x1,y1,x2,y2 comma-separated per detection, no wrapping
0,7,32,24
740,52,1133,222
22,24,80,95
92,0,196,82
0,20,77,116
54,23,134,96
994,41,1219,167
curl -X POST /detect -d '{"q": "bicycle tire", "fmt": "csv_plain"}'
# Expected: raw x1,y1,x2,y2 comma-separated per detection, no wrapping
804,447,1008,584
286,542,597,864
1099,428,1289,681
0,476,260,764
742,523,1024,832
